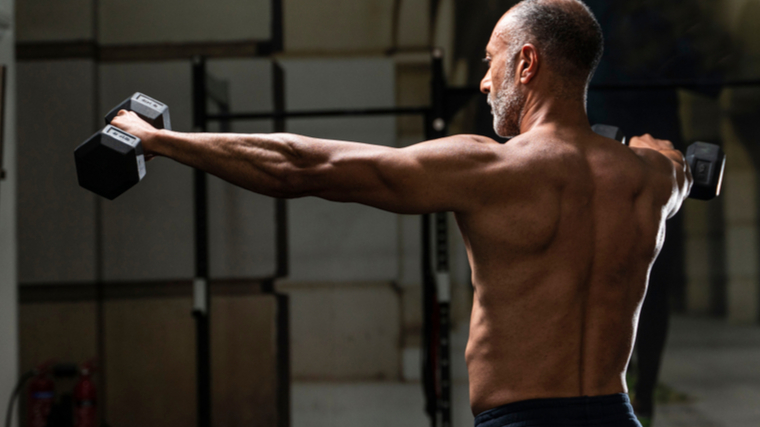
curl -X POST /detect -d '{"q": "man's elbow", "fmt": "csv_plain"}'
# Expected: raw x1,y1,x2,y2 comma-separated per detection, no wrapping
268,133,321,198
270,164,312,198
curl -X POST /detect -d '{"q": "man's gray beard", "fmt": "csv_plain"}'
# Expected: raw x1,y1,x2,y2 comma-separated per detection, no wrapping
488,77,525,138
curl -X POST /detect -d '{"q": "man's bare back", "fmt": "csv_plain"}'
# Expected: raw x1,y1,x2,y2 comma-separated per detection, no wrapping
459,128,679,415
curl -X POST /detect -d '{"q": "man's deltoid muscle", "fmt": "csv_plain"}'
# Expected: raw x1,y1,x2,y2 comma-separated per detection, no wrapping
110,1,692,426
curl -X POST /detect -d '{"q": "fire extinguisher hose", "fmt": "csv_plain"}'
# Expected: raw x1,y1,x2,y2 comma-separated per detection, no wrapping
4,370,35,427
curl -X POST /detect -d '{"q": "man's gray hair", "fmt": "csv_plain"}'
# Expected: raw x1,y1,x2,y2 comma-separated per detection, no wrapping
506,0,604,88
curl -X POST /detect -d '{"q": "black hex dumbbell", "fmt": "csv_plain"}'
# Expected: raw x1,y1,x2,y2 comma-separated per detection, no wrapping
685,142,726,201
592,124,725,201
74,93,170,200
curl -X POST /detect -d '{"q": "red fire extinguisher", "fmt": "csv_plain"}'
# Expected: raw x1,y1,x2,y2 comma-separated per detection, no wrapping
27,362,55,427
73,360,97,427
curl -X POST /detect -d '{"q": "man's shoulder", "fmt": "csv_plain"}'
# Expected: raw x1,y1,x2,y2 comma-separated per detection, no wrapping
438,133,577,172
446,134,502,146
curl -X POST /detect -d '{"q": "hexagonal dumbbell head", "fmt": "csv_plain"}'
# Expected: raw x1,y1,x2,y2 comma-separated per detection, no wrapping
104,92,172,130
74,125,146,200
686,142,726,201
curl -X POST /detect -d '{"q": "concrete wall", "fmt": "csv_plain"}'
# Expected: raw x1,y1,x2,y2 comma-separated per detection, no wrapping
281,58,397,282
205,59,277,278
97,61,195,281
17,57,402,284
0,0,16,423
677,0,760,323
679,88,760,325
718,0,760,323
16,0,93,42
10,3,481,427
15,56,449,383
17,60,97,282
721,116,759,323
99,0,270,45
12,0,466,405
16,0,436,54
16,0,269,43
18,292,287,427
680,91,727,316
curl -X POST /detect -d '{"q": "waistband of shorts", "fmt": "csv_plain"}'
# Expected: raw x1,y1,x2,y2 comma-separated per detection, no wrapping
474,393,636,426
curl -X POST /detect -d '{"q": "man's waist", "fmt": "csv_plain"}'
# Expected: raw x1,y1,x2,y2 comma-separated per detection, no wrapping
474,394,640,427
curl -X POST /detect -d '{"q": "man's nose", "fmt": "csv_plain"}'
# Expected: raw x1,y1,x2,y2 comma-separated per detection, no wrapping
480,70,492,94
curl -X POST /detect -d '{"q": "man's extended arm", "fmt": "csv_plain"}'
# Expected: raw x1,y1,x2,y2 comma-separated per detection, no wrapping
110,110,504,214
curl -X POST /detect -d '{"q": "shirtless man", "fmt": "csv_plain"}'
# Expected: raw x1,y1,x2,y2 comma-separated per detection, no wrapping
111,0,692,425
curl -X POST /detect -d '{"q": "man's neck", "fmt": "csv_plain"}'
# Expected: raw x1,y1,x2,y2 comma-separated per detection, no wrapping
518,90,590,135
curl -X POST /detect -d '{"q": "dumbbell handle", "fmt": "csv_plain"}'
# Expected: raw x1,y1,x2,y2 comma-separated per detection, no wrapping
591,124,627,146
105,92,171,130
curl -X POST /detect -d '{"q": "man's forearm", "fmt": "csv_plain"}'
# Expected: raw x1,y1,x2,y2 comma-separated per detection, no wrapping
150,130,321,198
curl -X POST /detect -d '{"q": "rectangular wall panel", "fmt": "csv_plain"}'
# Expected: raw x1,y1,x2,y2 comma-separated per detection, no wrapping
212,294,286,426
18,301,98,422
17,60,97,283
98,61,194,281
281,58,399,282
19,289,287,427
104,296,197,427
285,0,393,52
98,0,270,45
19,301,98,373
16,0,93,42
206,59,278,278
285,282,400,380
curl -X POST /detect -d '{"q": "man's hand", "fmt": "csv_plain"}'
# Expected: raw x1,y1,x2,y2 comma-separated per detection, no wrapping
110,110,161,160
629,134,675,152
629,133,692,217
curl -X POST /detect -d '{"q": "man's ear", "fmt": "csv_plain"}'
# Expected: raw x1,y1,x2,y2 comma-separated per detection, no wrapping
518,44,539,84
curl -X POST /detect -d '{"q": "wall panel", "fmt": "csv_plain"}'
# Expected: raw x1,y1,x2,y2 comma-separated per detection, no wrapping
16,0,93,42
17,60,97,283
281,58,398,282
98,61,194,281
98,0,270,45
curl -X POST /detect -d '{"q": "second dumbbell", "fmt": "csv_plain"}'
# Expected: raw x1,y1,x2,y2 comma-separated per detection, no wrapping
591,124,725,201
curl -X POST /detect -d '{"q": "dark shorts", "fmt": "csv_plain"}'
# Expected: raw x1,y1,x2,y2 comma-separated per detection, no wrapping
474,393,642,427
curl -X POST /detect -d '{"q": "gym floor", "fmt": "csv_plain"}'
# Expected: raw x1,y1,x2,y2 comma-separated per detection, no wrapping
289,316,760,427
654,316,760,427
